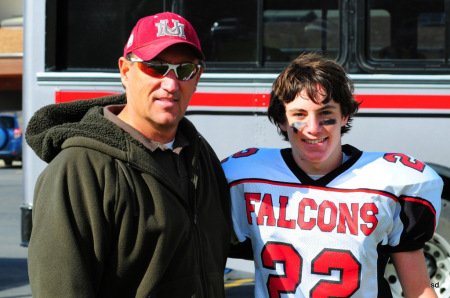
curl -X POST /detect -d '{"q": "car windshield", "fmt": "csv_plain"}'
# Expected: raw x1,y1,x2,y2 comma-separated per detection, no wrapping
0,116,15,129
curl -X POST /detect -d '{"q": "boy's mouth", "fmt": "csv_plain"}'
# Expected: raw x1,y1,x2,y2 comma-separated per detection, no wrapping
303,138,327,144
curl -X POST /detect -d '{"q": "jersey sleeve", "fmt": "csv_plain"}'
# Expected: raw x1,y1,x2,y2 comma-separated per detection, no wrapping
222,148,265,243
386,164,443,252
229,183,252,242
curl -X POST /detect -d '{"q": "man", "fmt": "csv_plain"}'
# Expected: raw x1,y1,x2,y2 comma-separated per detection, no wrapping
26,12,231,297
222,53,442,297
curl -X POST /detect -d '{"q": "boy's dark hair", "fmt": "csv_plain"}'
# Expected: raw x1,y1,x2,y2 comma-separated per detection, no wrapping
268,52,360,141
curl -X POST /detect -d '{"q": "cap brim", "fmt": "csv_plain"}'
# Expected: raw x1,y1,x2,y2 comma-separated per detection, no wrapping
131,38,204,61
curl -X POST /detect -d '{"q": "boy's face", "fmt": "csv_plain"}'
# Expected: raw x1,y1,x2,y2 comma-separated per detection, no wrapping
280,87,348,175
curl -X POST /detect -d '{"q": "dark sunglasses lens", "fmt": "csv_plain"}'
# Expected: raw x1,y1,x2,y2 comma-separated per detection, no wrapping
138,61,199,80
151,65,170,76
177,64,198,81
138,63,167,78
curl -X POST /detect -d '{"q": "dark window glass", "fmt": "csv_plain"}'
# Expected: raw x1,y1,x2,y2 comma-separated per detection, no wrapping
263,1,340,64
368,0,448,64
45,0,169,72
185,0,340,69
46,0,341,72
182,0,258,67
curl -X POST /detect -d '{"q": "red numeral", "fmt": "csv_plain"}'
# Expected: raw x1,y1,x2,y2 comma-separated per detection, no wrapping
310,249,361,297
384,153,426,172
222,148,259,164
262,242,302,298
262,243,362,297
233,148,259,158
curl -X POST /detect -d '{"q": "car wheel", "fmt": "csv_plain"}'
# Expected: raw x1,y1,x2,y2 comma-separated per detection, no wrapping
386,199,450,297
3,158,13,166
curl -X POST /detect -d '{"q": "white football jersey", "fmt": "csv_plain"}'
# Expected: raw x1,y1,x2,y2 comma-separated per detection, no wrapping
222,145,443,298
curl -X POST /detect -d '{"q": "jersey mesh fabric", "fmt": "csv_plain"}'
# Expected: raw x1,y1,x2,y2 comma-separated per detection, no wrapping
223,147,442,297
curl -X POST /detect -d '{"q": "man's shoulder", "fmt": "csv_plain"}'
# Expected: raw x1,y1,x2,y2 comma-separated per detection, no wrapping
46,145,118,173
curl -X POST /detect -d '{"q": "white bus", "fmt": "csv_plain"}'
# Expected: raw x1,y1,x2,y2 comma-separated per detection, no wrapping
22,0,450,296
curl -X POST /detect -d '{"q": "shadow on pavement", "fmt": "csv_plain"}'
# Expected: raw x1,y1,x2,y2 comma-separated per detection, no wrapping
225,284,254,297
0,258,29,291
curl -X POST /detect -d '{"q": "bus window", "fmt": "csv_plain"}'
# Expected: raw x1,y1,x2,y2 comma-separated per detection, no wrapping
263,8,340,63
418,12,446,59
45,0,168,72
185,0,258,64
368,0,447,64
45,0,342,72
186,0,341,68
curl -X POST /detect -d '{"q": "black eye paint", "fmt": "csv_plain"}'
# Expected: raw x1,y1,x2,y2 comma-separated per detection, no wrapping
319,119,336,126
291,119,336,133
291,122,305,133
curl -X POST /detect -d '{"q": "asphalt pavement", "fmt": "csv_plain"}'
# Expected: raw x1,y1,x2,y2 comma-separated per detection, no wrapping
0,161,31,297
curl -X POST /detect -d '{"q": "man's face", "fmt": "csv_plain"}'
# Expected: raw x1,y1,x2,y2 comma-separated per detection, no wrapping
280,87,348,175
119,44,201,140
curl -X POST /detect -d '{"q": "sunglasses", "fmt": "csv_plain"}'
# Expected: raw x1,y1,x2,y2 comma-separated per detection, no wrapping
128,57,202,81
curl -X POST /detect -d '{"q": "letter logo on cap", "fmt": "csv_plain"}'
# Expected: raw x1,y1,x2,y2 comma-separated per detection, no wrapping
155,19,186,39
126,33,134,49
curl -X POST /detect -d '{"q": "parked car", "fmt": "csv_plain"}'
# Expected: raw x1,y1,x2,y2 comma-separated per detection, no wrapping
0,113,22,166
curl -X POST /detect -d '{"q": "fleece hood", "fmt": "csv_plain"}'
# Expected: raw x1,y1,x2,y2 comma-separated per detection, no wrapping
25,93,201,169
26,94,129,163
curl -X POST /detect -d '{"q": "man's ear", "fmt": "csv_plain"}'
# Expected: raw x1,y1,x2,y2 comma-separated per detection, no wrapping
280,121,288,132
118,57,130,89
191,68,203,92
195,68,203,83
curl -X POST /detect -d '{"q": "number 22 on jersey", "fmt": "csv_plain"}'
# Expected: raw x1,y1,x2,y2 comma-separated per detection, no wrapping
262,242,361,298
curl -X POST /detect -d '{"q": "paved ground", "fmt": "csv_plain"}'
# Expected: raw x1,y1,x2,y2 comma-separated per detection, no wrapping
0,161,32,297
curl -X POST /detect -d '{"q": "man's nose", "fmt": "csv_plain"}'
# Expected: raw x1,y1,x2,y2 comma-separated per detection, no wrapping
161,70,180,92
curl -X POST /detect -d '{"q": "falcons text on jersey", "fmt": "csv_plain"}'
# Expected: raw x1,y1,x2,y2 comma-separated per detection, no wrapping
222,145,443,298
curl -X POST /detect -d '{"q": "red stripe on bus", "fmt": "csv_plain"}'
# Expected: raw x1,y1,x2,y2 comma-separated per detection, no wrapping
55,91,269,106
356,94,450,109
55,91,450,109
190,93,270,107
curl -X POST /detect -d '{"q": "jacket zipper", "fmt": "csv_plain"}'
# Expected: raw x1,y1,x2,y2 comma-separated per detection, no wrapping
191,135,208,298
126,132,209,296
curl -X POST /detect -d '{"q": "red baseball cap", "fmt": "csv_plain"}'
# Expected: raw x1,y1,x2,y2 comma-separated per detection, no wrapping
123,12,204,61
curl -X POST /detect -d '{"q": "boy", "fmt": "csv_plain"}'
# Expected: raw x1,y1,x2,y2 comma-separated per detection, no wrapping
223,53,442,297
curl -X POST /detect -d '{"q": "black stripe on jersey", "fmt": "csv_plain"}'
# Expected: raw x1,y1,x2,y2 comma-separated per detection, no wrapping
229,177,400,201
388,195,437,252
377,243,394,298
281,144,363,187
229,179,436,224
